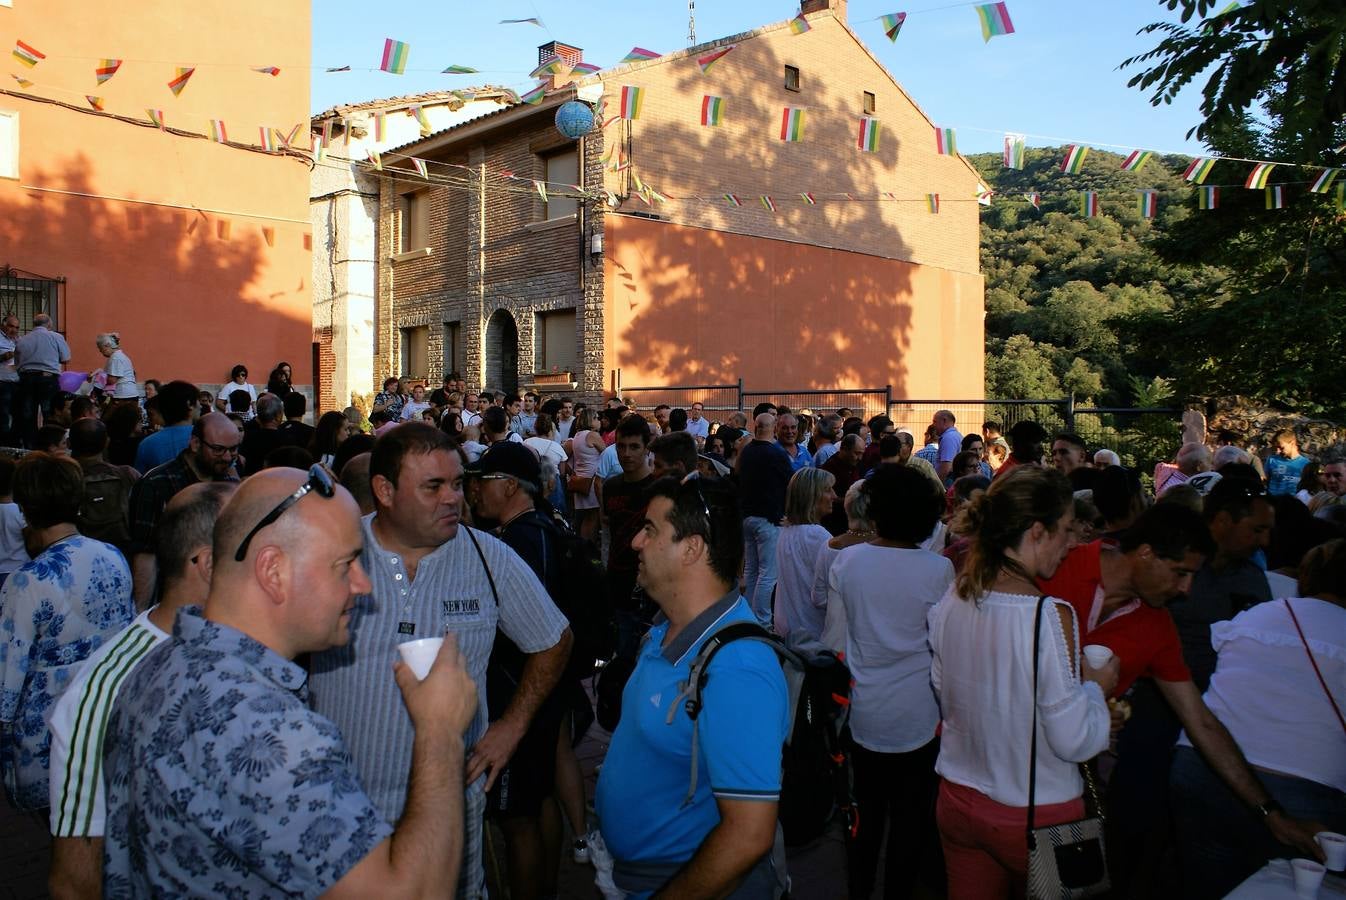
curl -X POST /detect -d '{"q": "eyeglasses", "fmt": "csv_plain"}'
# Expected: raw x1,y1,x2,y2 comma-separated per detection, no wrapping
681,471,715,547
234,464,336,562
201,439,242,455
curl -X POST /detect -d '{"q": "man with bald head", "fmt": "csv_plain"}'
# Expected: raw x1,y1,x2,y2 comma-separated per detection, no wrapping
737,412,793,623
102,468,480,897
1157,442,1213,496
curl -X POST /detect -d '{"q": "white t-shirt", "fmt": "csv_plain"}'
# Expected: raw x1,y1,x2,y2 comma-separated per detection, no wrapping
831,544,950,753
0,333,17,383
772,524,831,642
106,349,139,399
524,436,567,469
0,503,28,575
401,400,431,421
223,382,258,408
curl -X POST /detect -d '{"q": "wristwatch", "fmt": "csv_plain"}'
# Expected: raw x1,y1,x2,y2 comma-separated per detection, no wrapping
1256,798,1284,819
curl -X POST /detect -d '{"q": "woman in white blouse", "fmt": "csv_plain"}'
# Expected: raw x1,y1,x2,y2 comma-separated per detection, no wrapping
927,466,1118,899
95,333,139,401
772,467,836,642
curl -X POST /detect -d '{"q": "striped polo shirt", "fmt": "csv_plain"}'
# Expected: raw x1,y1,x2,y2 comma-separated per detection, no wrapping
48,609,169,836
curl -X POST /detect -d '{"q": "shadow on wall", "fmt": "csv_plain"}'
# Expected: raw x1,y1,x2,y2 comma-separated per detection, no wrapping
609,33,916,393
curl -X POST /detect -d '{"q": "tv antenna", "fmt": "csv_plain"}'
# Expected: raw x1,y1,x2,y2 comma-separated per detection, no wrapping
687,0,696,46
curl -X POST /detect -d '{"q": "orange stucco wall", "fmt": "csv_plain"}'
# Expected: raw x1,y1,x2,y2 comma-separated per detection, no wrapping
605,214,984,397
0,1,312,385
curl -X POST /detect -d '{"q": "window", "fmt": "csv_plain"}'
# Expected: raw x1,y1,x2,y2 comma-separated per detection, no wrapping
542,149,578,221
535,309,577,374
400,325,429,379
0,268,60,330
397,191,431,252
0,111,17,180
784,65,800,92
443,321,464,377
863,92,876,115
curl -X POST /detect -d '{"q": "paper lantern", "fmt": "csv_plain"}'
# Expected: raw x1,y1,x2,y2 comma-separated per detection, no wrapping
554,101,595,139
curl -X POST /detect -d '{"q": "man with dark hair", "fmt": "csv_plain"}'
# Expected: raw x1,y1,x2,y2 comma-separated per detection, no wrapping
668,408,688,434
1264,429,1309,497
239,392,286,476
982,420,1002,442
482,405,522,446
737,413,793,624
278,390,315,447
812,414,842,466
750,402,777,419
859,414,895,474
0,315,19,446
596,476,789,898
606,414,657,655
994,419,1048,478
311,423,571,899
650,431,698,479
70,417,139,554
1051,432,1089,476
554,397,575,440
685,402,710,441
820,433,864,534
133,380,199,473
69,395,96,422
511,392,539,438
653,404,672,435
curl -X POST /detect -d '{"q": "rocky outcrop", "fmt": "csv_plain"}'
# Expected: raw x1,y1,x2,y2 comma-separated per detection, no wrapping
1203,396,1344,455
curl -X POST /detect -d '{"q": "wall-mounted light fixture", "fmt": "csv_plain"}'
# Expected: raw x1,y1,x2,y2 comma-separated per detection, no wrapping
589,232,604,256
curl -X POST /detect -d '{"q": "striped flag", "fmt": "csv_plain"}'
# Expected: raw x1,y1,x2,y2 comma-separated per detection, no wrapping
1182,157,1216,183
85,96,105,112
11,75,33,89
520,83,547,105
800,192,816,205
789,13,811,34
780,107,805,142
381,39,410,74
167,67,195,97
1265,185,1285,209
252,66,281,76
619,86,644,119
530,57,572,79
326,65,352,73
95,59,123,85
1121,150,1153,172
442,65,478,74
413,158,429,178
146,109,165,129
1024,192,1041,208
1081,191,1099,217
697,45,737,73
1198,186,1219,210
1245,163,1275,189
927,193,941,213
500,17,543,25
13,40,45,68
373,113,386,141
1059,144,1089,174
1137,189,1158,218
262,227,276,247
934,126,957,156
284,123,303,146
1003,133,1026,169
977,187,994,206
881,12,907,41
534,180,548,201
320,119,333,147
701,96,724,127
621,47,660,64
761,195,776,212
209,120,228,143
573,62,601,74
1310,168,1340,193
857,117,880,152
259,127,277,151
882,191,896,200
410,105,431,135
724,193,742,207
974,2,1015,41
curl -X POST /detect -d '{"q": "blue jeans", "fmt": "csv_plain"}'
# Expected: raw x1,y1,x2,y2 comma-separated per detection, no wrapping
742,516,779,625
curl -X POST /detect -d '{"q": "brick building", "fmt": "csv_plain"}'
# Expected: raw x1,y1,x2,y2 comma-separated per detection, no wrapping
365,0,984,404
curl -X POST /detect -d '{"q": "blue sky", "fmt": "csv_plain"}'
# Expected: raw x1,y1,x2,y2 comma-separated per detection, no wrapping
312,0,1212,157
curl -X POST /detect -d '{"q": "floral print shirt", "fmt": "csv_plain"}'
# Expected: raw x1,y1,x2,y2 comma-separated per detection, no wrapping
0,535,133,809
102,608,393,898
373,390,405,421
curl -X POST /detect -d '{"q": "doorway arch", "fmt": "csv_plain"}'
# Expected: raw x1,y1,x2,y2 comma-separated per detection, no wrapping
483,309,519,394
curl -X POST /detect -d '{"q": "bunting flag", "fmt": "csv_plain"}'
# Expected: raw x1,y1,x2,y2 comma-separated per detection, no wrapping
364,150,380,170
262,226,276,247
412,158,429,178
259,126,276,151
1310,168,1341,193
1024,192,1041,208
858,117,880,153
534,180,547,202
209,120,228,143
800,192,816,205
724,193,742,207
927,193,940,213
530,57,572,78
380,39,410,74
520,83,547,105
13,40,45,68
789,13,812,34
1182,157,1216,183
934,126,957,156
1121,150,1153,172
217,220,232,241
1198,186,1219,210
573,62,602,74
1081,191,1100,217
619,85,644,119
146,108,165,129
252,66,281,76
1245,162,1275,189
701,95,724,126
1003,133,1026,169
283,123,302,146
621,47,660,64
85,96,105,112
95,59,123,85
974,2,1015,41
761,195,776,212
1137,189,1158,218
320,119,333,147
500,17,544,25
442,65,478,74
697,45,737,73
326,65,352,72
373,112,386,141
1265,185,1285,209
1059,144,1089,174
167,67,195,96
1337,183,1345,212
977,186,994,206
880,12,907,41
411,105,431,135
882,191,896,200
781,107,806,142
11,75,33,89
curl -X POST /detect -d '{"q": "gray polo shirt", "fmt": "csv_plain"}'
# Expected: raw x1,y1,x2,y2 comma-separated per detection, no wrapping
15,325,70,375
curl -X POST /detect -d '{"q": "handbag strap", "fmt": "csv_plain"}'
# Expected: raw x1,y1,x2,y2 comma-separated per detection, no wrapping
1283,599,1346,735
462,524,502,610
1026,594,1047,841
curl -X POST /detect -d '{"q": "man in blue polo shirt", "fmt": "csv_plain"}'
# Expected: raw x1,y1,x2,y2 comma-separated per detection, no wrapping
596,475,790,899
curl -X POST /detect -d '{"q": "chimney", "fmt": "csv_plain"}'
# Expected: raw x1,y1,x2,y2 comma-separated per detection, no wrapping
799,0,846,22
538,41,584,90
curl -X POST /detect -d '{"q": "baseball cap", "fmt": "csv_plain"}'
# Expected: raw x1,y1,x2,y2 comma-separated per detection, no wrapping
466,441,541,493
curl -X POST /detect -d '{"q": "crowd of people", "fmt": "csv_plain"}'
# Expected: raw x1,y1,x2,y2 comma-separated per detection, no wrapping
0,348,1343,900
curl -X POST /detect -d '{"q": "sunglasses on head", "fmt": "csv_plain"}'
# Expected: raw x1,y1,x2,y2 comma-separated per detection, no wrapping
234,464,336,562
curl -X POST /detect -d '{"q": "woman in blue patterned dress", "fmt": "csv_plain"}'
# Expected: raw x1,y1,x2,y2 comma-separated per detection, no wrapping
0,452,134,810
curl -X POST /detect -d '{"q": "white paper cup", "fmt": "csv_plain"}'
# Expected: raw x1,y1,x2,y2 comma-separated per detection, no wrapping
1082,645,1114,668
1292,858,1326,899
396,637,443,681
1317,832,1346,872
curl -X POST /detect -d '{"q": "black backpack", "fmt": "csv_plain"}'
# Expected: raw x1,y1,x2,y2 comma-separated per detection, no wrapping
677,622,855,848
79,467,133,551
532,505,614,675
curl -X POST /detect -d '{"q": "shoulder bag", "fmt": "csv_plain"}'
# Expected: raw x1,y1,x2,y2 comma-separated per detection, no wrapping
1026,595,1111,899
1283,598,1346,735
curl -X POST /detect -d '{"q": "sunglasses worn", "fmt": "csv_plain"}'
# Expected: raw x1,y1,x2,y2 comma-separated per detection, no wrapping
234,464,336,562
681,471,715,547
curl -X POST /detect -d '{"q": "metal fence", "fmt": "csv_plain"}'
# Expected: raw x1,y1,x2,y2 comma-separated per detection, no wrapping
619,381,744,416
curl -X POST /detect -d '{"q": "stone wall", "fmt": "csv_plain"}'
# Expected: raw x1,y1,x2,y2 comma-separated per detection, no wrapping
1204,396,1344,456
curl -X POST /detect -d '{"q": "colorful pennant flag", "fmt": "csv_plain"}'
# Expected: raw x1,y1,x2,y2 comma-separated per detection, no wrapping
85,96,104,112
724,193,742,207
1198,186,1219,210
880,12,907,42
1024,192,1041,208
781,107,806,142
1310,168,1341,194
1003,133,1025,169
11,75,33,89
934,126,957,156
412,158,429,178
13,40,45,68
320,119,333,147
500,18,544,25
262,226,276,247
701,96,724,127
1265,185,1285,209
1121,150,1153,172
146,108,165,129
95,59,123,85
209,120,228,143
1336,183,1345,212
977,186,994,206
927,193,941,213
283,123,302,146
167,67,195,97
974,2,1015,41
621,47,660,64
410,105,431,135
619,86,644,119
1059,144,1089,174
259,127,277,151
1137,189,1158,218
326,65,352,73
573,62,602,74
858,117,880,153
534,180,547,202
530,57,572,79
761,195,776,212
380,39,410,74
368,151,382,170
217,220,232,241
1081,191,1099,217
1245,162,1275,189
252,66,281,76
520,83,547,105
373,113,386,141
442,65,479,74
1182,157,1216,184
697,45,737,73
789,13,812,34
795,192,813,205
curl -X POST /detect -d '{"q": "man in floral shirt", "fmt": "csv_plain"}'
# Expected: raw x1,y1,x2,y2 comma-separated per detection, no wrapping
102,467,478,897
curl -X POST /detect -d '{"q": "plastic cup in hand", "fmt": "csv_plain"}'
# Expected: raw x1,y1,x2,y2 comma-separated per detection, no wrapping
1292,859,1326,899
1317,832,1346,872
1082,645,1114,668
396,637,444,681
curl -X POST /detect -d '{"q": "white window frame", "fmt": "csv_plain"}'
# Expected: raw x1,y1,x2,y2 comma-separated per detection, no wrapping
0,110,18,180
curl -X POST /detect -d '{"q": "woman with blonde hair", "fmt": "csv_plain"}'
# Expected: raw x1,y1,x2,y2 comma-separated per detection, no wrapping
772,467,836,641
565,406,605,542
927,466,1118,899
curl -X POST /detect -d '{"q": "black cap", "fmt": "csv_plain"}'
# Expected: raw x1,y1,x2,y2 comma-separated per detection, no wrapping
466,441,542,493
1007,420,1048,445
